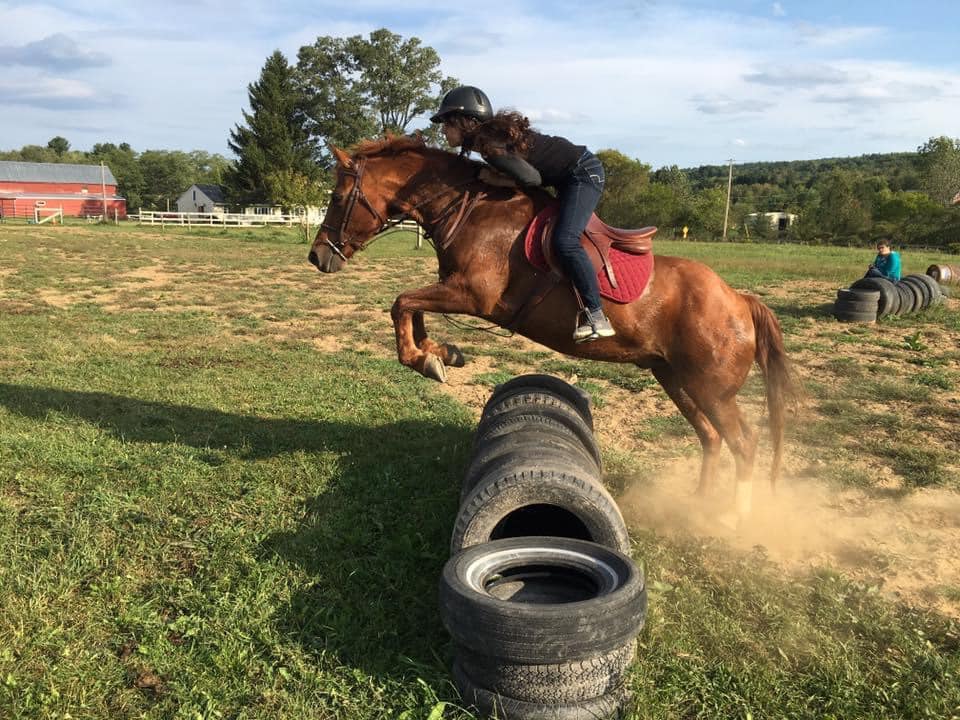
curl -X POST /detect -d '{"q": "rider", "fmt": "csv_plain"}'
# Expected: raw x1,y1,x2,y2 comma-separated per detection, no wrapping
430,85,615,343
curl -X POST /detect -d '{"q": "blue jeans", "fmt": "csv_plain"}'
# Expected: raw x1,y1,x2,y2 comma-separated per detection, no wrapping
553,151,605,312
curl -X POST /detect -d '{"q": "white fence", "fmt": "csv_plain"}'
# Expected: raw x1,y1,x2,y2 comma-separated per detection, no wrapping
135,210,308,227
133,210,425,245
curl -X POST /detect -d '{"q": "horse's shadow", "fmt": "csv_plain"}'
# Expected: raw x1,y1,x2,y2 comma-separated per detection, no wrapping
0,382,472,682
757,297,836,323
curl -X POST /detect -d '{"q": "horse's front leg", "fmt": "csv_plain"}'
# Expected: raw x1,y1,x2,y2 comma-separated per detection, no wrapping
392,283,477,382
412,311,466,369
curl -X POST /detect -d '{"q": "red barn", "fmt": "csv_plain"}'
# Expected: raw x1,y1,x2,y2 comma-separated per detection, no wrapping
0,161,127,220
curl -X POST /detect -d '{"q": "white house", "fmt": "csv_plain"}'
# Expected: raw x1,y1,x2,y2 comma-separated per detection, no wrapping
175,183,326,221
747,211,797,234
176,184,228,214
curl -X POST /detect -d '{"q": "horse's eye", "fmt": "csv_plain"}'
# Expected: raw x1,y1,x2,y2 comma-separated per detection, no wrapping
332,192,344,204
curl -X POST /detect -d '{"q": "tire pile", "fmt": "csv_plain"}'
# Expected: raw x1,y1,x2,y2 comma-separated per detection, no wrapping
439,375,646,719
833,273,943,322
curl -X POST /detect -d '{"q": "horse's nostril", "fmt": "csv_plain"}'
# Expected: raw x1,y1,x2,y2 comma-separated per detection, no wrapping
308,251,319,268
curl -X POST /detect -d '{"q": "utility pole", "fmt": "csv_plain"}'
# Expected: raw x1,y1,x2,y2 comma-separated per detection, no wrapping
722,158,734,241
100,161,108,221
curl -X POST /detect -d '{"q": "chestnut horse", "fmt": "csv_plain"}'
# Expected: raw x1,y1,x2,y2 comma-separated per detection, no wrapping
308,135,796,518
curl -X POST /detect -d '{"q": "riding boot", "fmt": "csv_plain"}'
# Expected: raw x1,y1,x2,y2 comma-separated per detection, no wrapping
574,307,616,342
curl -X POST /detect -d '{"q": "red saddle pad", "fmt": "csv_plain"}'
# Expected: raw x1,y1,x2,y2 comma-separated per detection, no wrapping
523,204,654,304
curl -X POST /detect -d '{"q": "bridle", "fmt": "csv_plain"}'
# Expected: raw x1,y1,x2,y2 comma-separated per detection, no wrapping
319,153,482,260
320,156,388,261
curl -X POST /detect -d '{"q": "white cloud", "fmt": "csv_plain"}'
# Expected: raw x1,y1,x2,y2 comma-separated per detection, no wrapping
0,1,957,167
0,34,110,71
0,75,122,110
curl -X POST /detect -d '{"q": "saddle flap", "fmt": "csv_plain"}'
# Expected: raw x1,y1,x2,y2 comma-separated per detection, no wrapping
539,210,656,279
523,203,655,305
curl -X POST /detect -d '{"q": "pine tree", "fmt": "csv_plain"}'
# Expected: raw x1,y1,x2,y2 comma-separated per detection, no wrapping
227,51,320,207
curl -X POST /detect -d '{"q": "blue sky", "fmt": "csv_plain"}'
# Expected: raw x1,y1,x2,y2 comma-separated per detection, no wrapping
1,0,958,168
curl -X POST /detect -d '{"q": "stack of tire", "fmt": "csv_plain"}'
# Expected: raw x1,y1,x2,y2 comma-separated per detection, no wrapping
439,375,646,719
835,274,943,322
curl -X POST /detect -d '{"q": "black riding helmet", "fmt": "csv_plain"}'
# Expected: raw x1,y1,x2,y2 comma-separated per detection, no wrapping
430,85,493,123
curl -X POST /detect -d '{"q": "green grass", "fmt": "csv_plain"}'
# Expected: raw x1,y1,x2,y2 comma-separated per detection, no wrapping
1,224,958,719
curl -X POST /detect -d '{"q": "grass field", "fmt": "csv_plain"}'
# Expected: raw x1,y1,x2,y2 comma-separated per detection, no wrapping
1,222,958,719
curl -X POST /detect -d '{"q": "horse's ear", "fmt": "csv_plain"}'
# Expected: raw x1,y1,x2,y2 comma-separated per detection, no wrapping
328,144,354,169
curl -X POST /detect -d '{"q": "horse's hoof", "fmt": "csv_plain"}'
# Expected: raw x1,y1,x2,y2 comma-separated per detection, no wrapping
443,343,466,367
423,354,447,383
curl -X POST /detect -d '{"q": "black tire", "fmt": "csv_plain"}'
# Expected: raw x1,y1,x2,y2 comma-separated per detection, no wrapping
900,276,929,310
474,406,600,463
895,282,916,314
456,640,636,704
473,418,603,467
849,278,897,317
907,273,942,306
452,660,629,720
483,389,592,429
440,537,647,663
451,467,631,555
462,431,602,504
489,375,594,429
832,304,876,322
837,287,880,302
896,280,922,314
833,298,880,313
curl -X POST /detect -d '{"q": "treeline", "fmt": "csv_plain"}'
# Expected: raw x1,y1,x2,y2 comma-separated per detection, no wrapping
0,139,230,212
3,26,959,251
597,137,960,251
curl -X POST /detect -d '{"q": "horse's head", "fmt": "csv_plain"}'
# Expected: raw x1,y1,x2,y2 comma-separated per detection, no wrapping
308,144,393,273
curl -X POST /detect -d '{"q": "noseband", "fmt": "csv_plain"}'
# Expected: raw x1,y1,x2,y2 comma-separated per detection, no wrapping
320,157,388,260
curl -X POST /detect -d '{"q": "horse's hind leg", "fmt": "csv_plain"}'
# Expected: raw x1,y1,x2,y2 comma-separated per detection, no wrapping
697,393,758,519
412,312,465,367
651,364,723,496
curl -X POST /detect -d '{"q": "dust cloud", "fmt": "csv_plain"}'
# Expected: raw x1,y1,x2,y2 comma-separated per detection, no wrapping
618,458,960,618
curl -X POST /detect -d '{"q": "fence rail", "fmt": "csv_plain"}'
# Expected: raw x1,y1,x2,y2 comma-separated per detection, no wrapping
135,210,312,227
131,210,425,245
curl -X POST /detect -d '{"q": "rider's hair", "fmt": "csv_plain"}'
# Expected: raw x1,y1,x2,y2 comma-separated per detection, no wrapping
450,110,532,158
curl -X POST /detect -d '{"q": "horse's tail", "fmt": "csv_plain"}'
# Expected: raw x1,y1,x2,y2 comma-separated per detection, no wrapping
743,293,799,487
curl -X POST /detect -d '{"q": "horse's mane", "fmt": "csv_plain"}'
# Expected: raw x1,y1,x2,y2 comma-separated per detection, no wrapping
351,133,474,167
352,133,432,158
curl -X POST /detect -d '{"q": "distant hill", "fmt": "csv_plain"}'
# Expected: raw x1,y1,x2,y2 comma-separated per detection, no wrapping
684,151,922,193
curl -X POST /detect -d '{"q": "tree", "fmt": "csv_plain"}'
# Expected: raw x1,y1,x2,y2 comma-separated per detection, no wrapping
89,142,145,210
188,150,231,186
692,187,728,240
138,150,194,210
595,150,650,227
917,136,960,206
814,170,871,243
228,50,320,206
47,136,70,157
296,28,456,161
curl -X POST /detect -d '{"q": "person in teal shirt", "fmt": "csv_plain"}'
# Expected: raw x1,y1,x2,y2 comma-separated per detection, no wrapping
865,239,901,281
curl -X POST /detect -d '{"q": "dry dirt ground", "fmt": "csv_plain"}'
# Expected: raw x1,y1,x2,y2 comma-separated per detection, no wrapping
13,247,960,618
